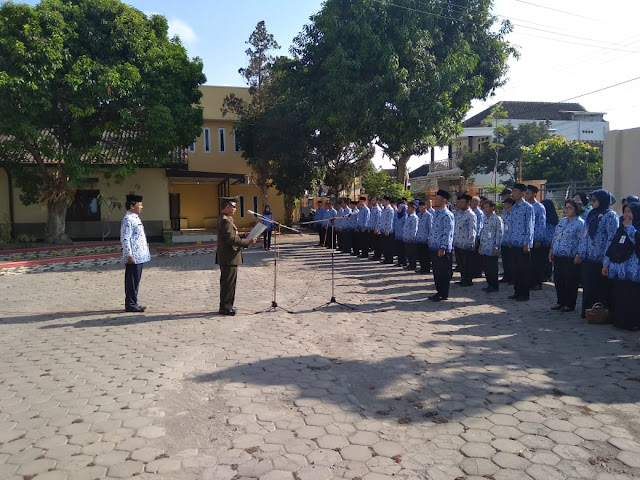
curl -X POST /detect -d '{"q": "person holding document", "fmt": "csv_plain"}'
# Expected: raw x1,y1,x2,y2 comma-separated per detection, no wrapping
216,198,258,316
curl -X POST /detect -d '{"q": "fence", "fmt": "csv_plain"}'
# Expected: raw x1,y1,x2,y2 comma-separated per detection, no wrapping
542,180,602,204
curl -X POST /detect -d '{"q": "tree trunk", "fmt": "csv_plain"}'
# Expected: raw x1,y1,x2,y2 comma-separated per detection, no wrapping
396,151,411,189
284,195,295,227
45,196,71,244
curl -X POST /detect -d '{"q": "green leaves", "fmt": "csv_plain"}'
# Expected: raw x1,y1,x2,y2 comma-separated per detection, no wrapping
521,137,602,183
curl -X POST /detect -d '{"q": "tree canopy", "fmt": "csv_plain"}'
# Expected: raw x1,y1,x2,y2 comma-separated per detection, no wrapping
0,0,205,242
292,0,517,186
361,163,412,200
521,137,602,183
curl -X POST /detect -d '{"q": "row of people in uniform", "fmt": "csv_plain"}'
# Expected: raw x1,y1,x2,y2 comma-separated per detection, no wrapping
313,186,640,331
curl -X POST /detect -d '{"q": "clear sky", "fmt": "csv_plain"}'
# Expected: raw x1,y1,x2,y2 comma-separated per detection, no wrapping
14,0,640,171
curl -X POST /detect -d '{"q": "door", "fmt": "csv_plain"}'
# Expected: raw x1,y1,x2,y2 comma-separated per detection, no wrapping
169,193,180,231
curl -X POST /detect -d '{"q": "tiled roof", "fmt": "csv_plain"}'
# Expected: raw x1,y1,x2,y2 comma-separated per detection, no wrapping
409,164,430,178
462,101,587,128
0,131,187,167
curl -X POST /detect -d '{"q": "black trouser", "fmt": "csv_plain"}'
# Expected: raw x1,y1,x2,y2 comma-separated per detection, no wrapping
471,244,483,277
456,248,473,284
263,230,272,249
395,238,406,265
482,255,499,289
501,245,513,281
381,234,395,263
432,251,452,298
371,233,382,259
342,230,352,253
530,245,545,287
351,228,360,255
417,243,430,272
359,230,370,257
542,245,552,281
336,229,342,250
553,256,580,309
325,226,334,249
581,260,610,316
405,242,417,269
219,264,238,311
611,279,640,330
124,263,144,308
512,247,532,298
318,225,325,245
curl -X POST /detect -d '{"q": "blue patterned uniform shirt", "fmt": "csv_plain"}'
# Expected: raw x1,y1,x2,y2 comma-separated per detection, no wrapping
551,216,584,258
474,207,484,239
368,204,381,231
403,212,418,242
543,223,556,246
356,205,370,230
323,207,337,227
604,225,640,282
394,206,406,237
415,211,432,244
501,209,511,246
428,208,455,252
532,201,547,243
453,209,477,250
479,214,503,256
120,211,151,264
378,205,395,234
507,200,534,248
347,207,359,230
579,210,619,263
315,207,325,223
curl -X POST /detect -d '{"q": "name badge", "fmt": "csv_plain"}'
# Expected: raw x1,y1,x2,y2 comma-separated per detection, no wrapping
619,235,627,244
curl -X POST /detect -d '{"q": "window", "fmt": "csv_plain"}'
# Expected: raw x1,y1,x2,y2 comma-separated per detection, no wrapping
203,128,211,152
67,190,101,222
234,129,241,152
239,195,245,218
253,196,259,214
219,128,226,152
188,141,196,153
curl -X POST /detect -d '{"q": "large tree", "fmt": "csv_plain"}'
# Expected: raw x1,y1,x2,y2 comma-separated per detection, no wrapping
222,21,280,207
521,137,602,184
320,141,374,199
0,0,205,242
459,120,551,183
292,0,517,187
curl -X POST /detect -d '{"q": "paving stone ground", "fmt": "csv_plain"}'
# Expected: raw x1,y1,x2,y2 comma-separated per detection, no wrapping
1,234,640,480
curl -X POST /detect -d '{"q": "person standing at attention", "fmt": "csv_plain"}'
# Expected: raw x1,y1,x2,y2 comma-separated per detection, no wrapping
508,184,534,301
428,190,455,302
261,205,274,250
120,194,150,313
216,198,258,316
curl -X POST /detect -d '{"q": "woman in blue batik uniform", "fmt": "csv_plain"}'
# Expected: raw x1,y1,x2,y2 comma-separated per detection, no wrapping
541,199,559,282
578,189,619,318
602,202,640,330
549,199,584,312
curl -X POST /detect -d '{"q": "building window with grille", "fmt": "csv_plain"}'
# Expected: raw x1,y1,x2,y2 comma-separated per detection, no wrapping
219,128,226,153
253,196,259,214
189,141,196,153
239,195,245,218
204,128,211,152
67,190,101,222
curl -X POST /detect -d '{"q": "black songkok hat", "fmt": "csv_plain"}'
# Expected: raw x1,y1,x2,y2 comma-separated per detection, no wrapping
126,194,143,202
500,188,512,196
513,183,527,192
359,196,367,201
382,195,391,201
503,198,516,205
457,194,472,202
527,185,539,194
419,201,426,206
436,189,451,200
350,199,357,205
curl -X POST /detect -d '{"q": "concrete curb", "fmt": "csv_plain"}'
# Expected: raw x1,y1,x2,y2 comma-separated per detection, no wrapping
0,252,121,269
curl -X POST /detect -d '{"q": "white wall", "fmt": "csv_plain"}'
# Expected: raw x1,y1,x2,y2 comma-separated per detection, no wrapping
603,127,640,213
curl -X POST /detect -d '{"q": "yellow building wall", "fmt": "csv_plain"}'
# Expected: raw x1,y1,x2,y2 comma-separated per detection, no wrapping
169,183,218,229
9,168,169,224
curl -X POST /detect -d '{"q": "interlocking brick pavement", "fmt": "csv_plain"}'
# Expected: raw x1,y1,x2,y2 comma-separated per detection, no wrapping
1,235,640,480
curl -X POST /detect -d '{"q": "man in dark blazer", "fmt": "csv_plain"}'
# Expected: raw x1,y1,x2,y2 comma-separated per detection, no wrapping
216,198,257,315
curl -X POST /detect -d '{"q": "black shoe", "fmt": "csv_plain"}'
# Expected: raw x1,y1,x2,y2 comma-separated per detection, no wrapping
218,308,236,316
428,293,440,300
125,305,145,313
560,306,575,312
359,255,368,259
431,295,447,302
508,294,518,300
515,296,529,301
429,295,442,302
485,287,499,293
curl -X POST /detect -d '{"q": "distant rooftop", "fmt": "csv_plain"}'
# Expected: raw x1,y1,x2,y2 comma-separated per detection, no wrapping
462,101,593,128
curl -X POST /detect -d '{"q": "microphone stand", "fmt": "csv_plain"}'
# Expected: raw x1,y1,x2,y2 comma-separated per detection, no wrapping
312,218,355,311
249,211,301,314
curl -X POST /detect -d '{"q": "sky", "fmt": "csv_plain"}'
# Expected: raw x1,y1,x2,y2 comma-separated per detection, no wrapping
15,0,640,171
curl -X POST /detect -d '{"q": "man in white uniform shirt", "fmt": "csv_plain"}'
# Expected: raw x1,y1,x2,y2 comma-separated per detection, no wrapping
120,194,151,312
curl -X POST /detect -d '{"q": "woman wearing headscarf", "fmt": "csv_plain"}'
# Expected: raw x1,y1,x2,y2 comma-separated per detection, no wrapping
549,199,584,312
577,189,619,318
261,205,274,250
602,202,640,330
394,202,407,266
541,199,559,282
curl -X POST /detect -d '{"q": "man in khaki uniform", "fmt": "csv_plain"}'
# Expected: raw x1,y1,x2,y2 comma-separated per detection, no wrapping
216,198,257,315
